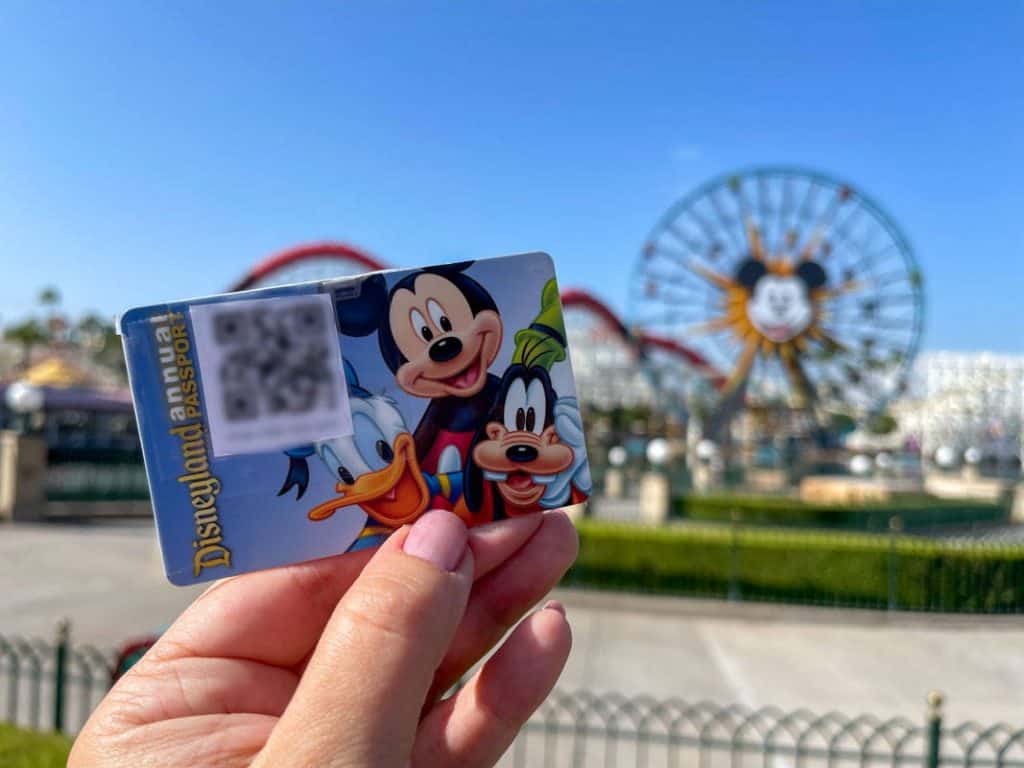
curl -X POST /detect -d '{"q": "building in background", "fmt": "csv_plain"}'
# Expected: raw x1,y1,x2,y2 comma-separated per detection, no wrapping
565,307,658,410
894,351,1024,471
0,353,138,455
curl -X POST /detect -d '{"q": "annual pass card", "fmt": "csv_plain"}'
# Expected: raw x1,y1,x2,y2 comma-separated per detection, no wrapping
118,253,592,585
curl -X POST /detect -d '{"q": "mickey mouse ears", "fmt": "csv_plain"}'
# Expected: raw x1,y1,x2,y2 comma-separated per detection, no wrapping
334,274,387,337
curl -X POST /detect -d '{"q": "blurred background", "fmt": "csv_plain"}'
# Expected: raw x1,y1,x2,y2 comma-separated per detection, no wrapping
1,2,1023,765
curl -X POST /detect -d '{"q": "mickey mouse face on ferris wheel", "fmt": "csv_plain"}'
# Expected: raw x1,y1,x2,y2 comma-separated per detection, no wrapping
735,258,827,344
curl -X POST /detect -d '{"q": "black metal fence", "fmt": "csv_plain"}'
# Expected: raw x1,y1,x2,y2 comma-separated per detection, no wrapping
3,628,1024,767
0,623,113,735
509,690,1024,768
45,446,149,502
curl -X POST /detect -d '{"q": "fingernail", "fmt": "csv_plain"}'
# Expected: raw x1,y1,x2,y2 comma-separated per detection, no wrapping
403,510,468,572
543,599,566,617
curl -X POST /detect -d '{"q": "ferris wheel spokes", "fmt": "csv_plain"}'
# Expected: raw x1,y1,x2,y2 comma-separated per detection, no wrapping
630,167,924,428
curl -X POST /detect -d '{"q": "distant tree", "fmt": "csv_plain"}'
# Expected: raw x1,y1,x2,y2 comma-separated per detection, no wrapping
38,286,61,309
2,290,127,382
36,286,67,342
76,314,126,379
94,327,126,379
867,412,898,435
76,313,108,349
4,320,50,367
828,412,857,435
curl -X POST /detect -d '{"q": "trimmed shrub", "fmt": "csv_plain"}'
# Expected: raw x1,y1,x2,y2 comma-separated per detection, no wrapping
566,521,1024,613
671,494,1009,532
0,724,71,768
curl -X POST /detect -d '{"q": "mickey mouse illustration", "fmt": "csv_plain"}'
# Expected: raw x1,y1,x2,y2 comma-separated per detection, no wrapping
736,258,827,343
336,264,503,508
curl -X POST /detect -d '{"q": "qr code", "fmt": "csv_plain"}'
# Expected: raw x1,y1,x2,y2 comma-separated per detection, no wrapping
190,294,352,457
214,303,337,420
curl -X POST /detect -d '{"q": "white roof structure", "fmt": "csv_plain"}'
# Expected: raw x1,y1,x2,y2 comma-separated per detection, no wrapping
893,351,1024,460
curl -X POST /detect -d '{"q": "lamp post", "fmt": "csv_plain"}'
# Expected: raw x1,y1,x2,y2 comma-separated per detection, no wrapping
696,439,718,463
5,381,44,434
1,381,47,522
694,439,720,492
604,445,628,499
641,438,672,524
849,454,872,477
646,437,670,469
963,446,982,480
608,445,628,469
934,445,956,472
875,451,894,475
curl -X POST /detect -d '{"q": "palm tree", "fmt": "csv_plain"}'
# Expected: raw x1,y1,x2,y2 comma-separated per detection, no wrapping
86,316,127,379
38,286,68,342
38,287,61,310
76,313,107,350
4,320,50,367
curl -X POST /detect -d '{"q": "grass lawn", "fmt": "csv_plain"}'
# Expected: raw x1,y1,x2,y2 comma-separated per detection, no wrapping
0,724,72,768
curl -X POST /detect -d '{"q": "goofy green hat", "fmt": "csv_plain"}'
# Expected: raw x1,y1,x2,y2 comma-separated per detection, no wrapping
511,278,567,370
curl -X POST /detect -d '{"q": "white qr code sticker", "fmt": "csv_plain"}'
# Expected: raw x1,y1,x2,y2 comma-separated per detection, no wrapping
189,293,353,457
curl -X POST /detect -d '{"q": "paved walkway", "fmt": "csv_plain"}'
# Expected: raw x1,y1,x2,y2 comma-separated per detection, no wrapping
2,521,1023,724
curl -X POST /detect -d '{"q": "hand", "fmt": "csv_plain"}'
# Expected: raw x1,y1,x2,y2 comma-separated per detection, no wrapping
541,397,591,508
70,509,578,767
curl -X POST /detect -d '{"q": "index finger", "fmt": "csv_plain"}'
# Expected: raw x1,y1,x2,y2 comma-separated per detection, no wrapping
255,511,473,768
147,513,545,669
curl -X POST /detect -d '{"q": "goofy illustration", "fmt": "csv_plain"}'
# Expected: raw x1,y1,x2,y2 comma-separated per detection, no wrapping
460,279,591,522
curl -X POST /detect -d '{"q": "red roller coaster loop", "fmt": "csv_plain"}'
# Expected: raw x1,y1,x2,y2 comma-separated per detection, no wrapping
560,287,724,388
230,244,722,386
229,241,388,292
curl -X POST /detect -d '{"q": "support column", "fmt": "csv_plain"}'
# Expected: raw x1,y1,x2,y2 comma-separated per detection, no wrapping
0,430,47,522
639,471,671,525
603,468,624,499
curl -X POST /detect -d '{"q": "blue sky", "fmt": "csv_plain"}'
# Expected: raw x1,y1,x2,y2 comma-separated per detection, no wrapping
1,1,1021,353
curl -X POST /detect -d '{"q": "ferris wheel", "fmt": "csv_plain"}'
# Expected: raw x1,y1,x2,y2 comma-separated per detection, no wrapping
630,167,924,419
229,242,387,291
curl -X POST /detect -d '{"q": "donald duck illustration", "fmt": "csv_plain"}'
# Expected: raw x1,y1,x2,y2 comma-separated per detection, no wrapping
278,360,463,550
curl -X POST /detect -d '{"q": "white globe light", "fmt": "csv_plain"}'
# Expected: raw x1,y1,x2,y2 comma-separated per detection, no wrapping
5,381,44,414
849,454,872,476
696,439,718,461
875,452,893,470
646,438,670,466
964,447,982,465
608,445,628,467
935,445,956,468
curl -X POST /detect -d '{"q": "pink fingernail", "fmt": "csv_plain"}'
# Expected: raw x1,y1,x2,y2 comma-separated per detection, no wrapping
403,510,468,572
543,600,566,617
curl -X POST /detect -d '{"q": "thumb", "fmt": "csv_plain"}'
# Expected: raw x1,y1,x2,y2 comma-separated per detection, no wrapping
255,510,473,768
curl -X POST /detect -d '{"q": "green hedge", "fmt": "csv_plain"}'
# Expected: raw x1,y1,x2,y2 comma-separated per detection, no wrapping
0,724,71,768
566,521,1024,613
672,494,1009,532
